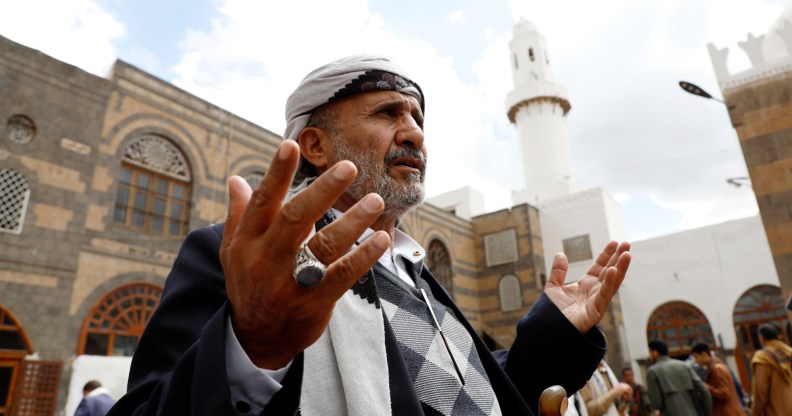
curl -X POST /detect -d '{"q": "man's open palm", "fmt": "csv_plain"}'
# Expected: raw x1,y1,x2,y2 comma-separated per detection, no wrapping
544,241,631,333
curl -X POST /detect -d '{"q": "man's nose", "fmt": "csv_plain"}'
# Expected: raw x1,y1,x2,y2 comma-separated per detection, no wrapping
395,117,424,149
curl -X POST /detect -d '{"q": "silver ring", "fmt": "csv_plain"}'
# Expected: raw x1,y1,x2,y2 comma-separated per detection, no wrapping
294,243,325,287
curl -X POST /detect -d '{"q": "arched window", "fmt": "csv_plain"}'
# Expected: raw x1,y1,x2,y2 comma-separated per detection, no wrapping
0,169,30,235
114,135,192,236
78,283,162,356
0,305,33,416
528,48,535,62
426,239,453,293
646,301,714,357
732,284,789,390
499,275,522,312
0,305,32,354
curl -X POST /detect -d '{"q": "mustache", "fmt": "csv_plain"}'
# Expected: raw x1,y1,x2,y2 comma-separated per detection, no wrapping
384,147,427,172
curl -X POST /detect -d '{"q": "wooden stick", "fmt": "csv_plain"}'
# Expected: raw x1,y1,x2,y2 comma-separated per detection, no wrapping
538,385,568,416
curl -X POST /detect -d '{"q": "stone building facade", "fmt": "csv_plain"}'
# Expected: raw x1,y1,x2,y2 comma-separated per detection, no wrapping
709,9,792,301
0,35,585,413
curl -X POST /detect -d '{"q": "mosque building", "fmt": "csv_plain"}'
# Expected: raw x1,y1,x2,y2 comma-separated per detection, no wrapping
0,6,790,414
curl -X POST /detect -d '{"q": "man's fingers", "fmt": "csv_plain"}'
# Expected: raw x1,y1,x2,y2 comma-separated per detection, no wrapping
596,252,632,310
266,161,359,257
585,241,618,277
308,193,385,265
221,176,253,251
546,252,569,288
322,231,390,297
234,141,300,238
606,242,631,269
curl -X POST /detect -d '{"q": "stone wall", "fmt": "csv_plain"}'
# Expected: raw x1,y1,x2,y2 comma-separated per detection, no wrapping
725,71,792,299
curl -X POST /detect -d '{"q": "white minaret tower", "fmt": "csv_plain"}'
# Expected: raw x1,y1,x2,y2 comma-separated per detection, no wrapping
506,19,575,205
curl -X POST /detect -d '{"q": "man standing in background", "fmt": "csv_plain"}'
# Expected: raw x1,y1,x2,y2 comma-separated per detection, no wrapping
690,343,744,415
750,323,792,416
622,367,652,416
74,380,116,416
646,340,711,416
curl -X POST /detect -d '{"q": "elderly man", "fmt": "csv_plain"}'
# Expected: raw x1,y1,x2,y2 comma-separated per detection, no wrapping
109,55,631,416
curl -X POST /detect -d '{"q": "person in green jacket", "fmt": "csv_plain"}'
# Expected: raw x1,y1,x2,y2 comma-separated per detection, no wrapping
647,340,712,416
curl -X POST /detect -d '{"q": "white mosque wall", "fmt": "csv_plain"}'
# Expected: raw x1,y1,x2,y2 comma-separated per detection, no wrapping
424,186,486,220
538,187,627,283
621,215,778,368
65,355,132,416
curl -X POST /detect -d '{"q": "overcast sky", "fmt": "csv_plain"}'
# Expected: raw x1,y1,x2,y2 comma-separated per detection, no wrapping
2,0,789,241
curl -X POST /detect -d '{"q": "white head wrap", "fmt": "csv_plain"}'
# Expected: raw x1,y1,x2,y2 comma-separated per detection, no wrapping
284,54,424,184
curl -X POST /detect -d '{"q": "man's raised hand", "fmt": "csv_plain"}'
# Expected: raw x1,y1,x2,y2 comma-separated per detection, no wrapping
544,241,631,333
220,140,390,369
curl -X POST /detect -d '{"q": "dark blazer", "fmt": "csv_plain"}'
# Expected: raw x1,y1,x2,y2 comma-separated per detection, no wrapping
109,224,606,416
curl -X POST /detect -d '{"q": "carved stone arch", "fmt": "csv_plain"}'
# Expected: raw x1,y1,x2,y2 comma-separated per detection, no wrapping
106,114,208,182
425,237,453,294
646,301,715,358
119,131,192,181
731,284,788,390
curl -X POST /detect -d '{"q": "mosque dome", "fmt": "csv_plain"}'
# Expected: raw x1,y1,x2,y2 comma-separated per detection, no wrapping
762,5,792,61
513,18,537,34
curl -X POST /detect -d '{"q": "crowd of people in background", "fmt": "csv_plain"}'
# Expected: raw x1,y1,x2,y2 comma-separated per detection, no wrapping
566,320,792,416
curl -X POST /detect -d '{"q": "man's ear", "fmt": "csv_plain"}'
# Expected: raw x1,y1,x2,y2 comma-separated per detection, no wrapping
297,127,331,173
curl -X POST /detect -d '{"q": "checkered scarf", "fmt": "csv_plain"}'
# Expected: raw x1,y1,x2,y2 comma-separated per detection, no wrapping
299,253,500,415
375,263,501,415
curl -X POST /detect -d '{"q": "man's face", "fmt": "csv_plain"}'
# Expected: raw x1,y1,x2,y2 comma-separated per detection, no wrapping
326,90,427,217
649,350,659,363
623,369,634,385
692,352,710,367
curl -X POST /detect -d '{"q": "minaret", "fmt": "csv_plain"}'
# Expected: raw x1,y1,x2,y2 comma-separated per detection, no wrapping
506,19,575,205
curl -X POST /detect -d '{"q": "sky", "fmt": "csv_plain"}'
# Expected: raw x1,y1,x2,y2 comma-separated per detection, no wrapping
2,0,789,241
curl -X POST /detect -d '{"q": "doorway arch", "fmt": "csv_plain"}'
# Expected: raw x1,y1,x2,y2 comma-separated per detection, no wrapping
732,284,789,390
77,283,162,356
646,301,715,358
0,305,33,415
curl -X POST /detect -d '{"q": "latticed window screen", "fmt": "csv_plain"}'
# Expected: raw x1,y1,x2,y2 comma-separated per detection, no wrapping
562,235,592,263
646,301,715,355
79,283,163,356
425,239,453,293
9,360,62,416
0,169,30,235
499,275,522,312
114,135,191,236
484,229,518,267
